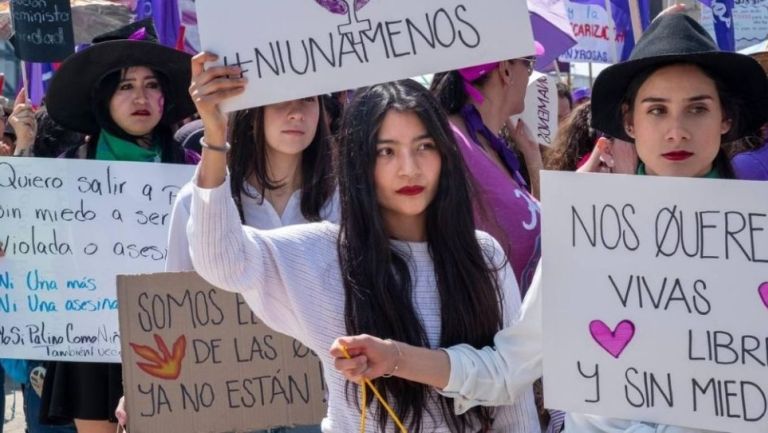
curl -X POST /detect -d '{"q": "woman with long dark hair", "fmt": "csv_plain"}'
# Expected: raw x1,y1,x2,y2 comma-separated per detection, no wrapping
330,14,768,433
185,50,539,432
164,99,337,272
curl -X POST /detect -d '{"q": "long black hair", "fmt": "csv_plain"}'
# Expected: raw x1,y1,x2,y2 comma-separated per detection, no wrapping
336,79,503,432
227,98,334,222
430,71,490,115
621,62,743,179
89,67,186,163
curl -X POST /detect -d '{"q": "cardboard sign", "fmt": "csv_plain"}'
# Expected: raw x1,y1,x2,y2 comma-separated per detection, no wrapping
701,0,768,51
0,157,194,362
10,0,74,62
510,72,558,148
195,0,535,111
560,0,626,64
118,272,326,433
541,171,768,432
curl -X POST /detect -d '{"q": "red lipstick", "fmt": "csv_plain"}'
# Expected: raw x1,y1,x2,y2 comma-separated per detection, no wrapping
396,186,425,196
662,151,693,161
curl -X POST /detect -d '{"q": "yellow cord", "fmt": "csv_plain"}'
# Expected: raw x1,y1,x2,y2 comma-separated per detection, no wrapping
340,346,409,433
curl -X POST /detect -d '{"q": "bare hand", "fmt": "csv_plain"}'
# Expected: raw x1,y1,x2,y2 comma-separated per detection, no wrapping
9,90,37,153
188,52,247,145
610,138,638,175
505,117,540,158
330,335,398,383
115,396,127,426
577,137,613,173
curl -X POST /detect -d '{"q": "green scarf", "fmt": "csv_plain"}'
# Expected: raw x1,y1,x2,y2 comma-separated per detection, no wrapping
637,162,720,179
95,129,161,162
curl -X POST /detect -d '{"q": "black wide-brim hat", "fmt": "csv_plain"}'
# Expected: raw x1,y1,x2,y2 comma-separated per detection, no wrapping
592,14,768,142
47,19,195,135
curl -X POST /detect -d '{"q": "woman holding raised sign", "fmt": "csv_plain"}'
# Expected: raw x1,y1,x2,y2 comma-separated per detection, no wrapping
330,14,768,433
429,44,545,295
148,56,340,433
185,48,540,431
31,19,200,433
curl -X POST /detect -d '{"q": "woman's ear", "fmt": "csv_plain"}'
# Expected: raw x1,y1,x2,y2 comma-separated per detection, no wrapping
720,117,733,136
498,61,514,86
621,103,635,139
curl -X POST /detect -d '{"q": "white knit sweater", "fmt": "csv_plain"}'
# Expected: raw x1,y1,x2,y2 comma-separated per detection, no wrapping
187,176,540,433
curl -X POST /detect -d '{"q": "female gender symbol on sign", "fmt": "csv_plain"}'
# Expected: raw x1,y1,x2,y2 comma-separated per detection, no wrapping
314,0,373,45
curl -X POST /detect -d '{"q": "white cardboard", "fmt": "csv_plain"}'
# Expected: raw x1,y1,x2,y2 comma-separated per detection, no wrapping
0,157,194,362
195,0,535,111
511,72,559,148
541,171,768,433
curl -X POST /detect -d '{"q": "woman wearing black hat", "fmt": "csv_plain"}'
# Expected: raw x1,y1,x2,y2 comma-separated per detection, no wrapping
34,19,200,433
328,14,767,433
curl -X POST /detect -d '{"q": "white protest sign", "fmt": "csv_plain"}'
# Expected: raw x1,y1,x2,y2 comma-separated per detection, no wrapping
0,157,194,362
541,171,768,432
195,0,535,111
701,0,768,52
560,0,626,64
510,72,558,148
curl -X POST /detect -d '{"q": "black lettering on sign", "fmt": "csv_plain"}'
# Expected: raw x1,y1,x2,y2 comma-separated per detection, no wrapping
571,204,639,251
10,0,74,62
624,367,674,409
180,382,215,412
692,377,767,421
576,361,600,403
137,383,172,417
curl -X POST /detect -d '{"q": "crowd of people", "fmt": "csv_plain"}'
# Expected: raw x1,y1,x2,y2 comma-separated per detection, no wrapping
1,7,767,433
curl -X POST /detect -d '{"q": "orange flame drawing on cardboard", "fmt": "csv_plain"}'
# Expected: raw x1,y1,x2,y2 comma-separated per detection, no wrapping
129,334,187,380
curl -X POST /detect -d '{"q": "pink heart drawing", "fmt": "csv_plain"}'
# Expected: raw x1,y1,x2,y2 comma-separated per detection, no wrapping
315,0,371,15
589,320,635,359
759,282,768,309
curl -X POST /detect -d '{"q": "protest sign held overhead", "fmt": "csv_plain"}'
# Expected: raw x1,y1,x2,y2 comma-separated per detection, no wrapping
701,0,768,51
541,171,768,432
10,0,74,62
195,0,535,111
0,157,194,362
118,272,326,433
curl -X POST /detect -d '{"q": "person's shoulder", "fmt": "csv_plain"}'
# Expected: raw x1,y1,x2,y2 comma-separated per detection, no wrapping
474,230,507,266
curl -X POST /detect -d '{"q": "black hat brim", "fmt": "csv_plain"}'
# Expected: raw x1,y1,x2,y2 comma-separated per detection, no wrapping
592,51,768,143
47,40,195,134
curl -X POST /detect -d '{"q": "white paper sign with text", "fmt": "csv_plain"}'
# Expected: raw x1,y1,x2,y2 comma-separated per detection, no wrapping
541,171,768,433
511,72,559,148
0,157,195,362
195,0,535,111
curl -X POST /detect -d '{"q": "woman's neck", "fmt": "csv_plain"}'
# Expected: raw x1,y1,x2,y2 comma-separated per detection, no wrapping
135,135,153,149
248,149,303,215
382,211,427,242
473,91,508,134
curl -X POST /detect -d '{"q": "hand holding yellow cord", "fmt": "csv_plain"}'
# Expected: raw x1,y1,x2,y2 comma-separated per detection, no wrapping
339,345,408,433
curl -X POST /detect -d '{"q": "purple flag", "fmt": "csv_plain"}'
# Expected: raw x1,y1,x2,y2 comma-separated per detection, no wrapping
134,0,181,48
528,0,577,70
699,0,735,51
21,62,57,106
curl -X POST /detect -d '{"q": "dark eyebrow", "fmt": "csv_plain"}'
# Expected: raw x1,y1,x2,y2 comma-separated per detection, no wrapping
119,75,158,83
376,133,432,145
687,95,714,102
640,95,714,104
